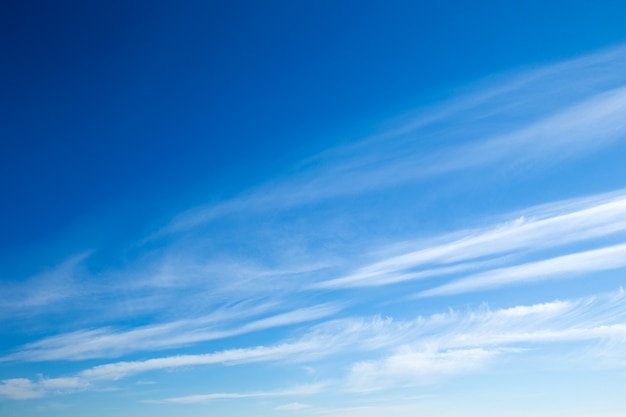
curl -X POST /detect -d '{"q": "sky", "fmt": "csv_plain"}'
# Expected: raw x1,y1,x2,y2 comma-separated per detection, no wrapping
2,1,626,416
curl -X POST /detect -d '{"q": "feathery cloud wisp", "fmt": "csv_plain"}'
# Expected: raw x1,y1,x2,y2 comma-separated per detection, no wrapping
164,45,626,234
419,244,626,297
316,191,626,289
3,290,626,400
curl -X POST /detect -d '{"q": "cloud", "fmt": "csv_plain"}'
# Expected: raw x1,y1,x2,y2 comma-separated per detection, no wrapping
78,340,322,381
72,316,391,382
0,253,91,317
275,402,312,410
315,190,626,289
347,346,500,391
0,379,43,400
343,292,626,391
440,84,626,170
152,384,323,404
163,45,626,234
419,243,626,296
3,290,626,401
7,303,341,361
0,377,88,400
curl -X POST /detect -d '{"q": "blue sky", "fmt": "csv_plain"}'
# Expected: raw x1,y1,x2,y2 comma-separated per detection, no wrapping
2,1,626,416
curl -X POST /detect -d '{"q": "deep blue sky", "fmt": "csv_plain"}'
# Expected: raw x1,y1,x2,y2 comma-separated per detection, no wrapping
3,0,626,266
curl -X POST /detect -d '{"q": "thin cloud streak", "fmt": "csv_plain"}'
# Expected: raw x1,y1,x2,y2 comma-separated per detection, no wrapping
419,244,626,297
0,377,89,400
151,383,324,404
0,253,92,317
347,347,501,392
316,191,626,289
275,402,313,410
80,290,626,387
79,340,321,381
164,45,626,234
3,290,625,400
7,303,341,362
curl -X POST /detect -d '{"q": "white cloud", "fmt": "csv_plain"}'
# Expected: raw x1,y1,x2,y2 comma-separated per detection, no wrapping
275,402,312,410
3,290,626,400
419,243,626,296
0,379,43,400
0,253,91,316
348,346,500,391
39,377,86,390
441,84,626,170
8,303,341,362
153,384,323,404
163,45,626,234
316,191,626,289
0,377,88,400
78,339,322,381
342,293,626,391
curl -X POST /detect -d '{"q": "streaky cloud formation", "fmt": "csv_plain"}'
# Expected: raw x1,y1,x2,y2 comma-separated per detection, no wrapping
0,253,91,317
419,243,626,297
317,190,626,289
2,13,626,415
274,402,312,411
3,290,626,400
6,303,341,361
153,384,324,404
165,44,626,234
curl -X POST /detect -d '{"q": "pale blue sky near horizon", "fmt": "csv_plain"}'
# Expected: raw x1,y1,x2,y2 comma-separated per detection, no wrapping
2,2,626,416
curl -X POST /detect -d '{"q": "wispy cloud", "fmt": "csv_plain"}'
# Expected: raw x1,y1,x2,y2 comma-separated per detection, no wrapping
315,190,626,289
6,303,341,361
0,379,44,400
419,244,626,297
347,346,501,392
3,290,625,400
78,340,321,382
0,253,91,317
0,377,88,400
275,402,312,411
164,45,626,234
151,383,323,404
342,292,626,391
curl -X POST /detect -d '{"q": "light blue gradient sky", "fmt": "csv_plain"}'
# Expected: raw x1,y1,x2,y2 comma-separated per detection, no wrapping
2,2,626,416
